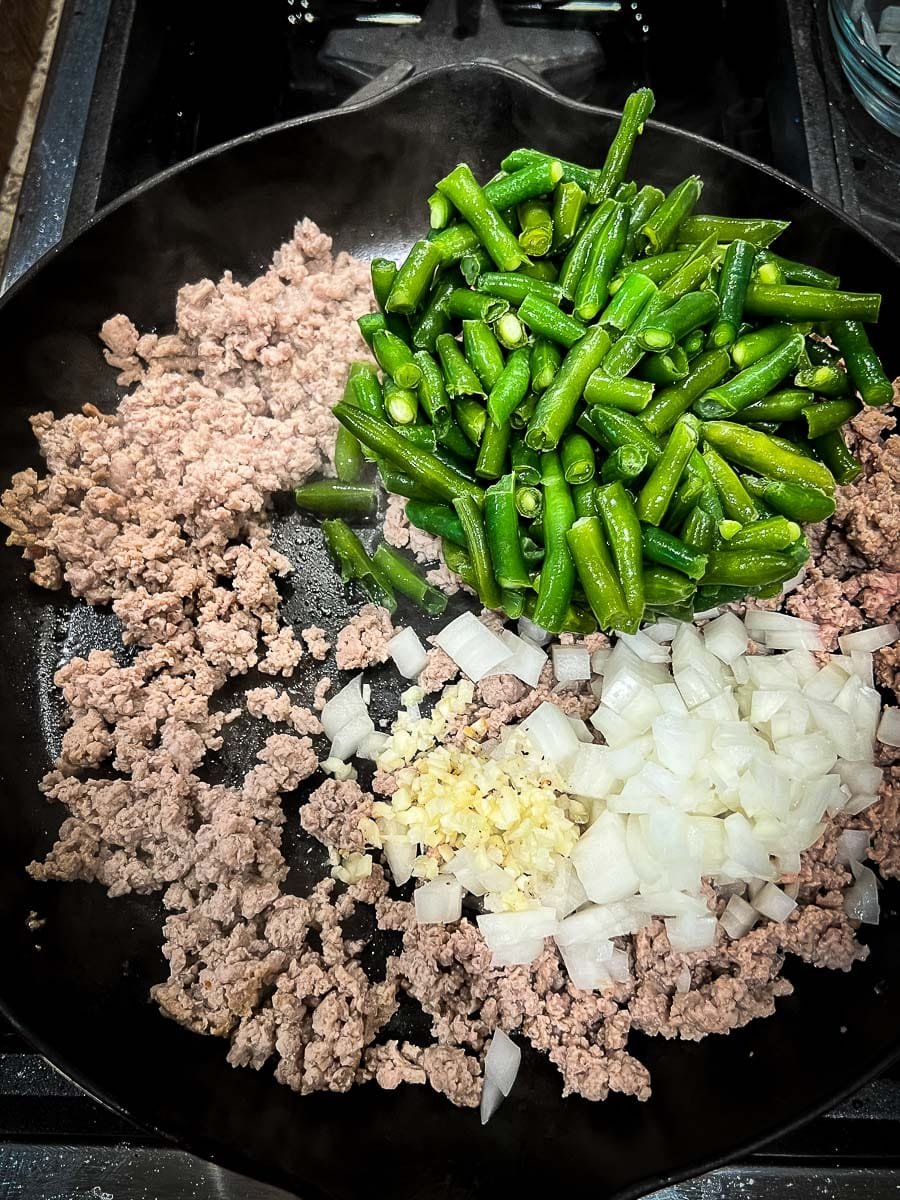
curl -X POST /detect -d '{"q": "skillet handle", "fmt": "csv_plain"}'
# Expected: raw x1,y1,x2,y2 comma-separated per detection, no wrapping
324,0,602,110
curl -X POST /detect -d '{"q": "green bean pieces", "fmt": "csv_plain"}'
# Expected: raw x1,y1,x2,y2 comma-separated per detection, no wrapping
322,519,396,613
595,482,644,629
462,320,505,392
639,349,730,435
405,500,466,546
677,215,790,248
526,325,611,451
566,516,631,633
600,444,649,484
531,450,577,633
518,199,554,257
386,240,442,313
812,429,863,485
484,474,534,590
641,176,703,253
635,415,699,525
373,329,422,389
436,163,528,272
436,333,486,399
701,420,836,493
709,239,756,348
372,544,448,616
561,431,596,484
294,480,376,518
551,180,587,252
694,332,805,419
518,293,587,348
828,318,894,406
584,371,654,414
743,282,881,324
531,338,562,392
640,524,708,580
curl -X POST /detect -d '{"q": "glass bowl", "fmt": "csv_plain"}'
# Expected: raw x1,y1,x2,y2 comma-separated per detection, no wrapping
830,0,900,135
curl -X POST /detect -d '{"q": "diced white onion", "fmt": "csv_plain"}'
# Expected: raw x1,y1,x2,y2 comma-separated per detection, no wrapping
567,715,594,743
489,937,546,967
521,701,581,770
552,644,591,682
321,673,367,740
877,706,900,748
590,647,611,674
745,610,819,634
760,628,824,652
845,792,880,816
838,623,899,655
477,908,556,953
480,1076,505,1125
330,710,375,761
693,607,722,621
703,613,748,663
484,1029,520,1098
844,861,880,925
675,964,692,992
836,829,871,866
780,566,807,594
383,837,416,887
485,629,547,688
720,893,759,939
434,612,512,682
665,912,717,953
517,615,553,647
751,882,797,923
414,877,463,924
356,730,389,760
617,630,670,663
643,620,679,644
387,627,427,678
571,810,639,904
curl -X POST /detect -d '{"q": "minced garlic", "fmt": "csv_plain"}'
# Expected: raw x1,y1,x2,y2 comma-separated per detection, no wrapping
369,689,587,910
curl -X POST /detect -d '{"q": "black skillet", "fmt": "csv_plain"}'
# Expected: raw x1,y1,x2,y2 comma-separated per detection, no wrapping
1,61,899,1200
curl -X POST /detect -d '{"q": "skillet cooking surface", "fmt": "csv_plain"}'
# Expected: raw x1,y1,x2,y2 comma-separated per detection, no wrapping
1,65,899,1200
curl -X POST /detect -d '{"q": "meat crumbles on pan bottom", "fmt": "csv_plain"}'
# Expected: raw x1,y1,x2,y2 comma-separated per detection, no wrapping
2,220,899,1112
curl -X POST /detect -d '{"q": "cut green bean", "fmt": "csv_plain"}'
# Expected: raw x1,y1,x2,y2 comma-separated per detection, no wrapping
333,404,484,506
436,333,486,398
694,332,805,419
526,325,612,451
677,215,789,248
561,431,596,484
582,404,663,463
460,247,492,286
436,163,529,272
638,289,720,351
812,429,863,485
639,349,731,436
334,424,364,483
730,322,795,370
484,473,534,589
595,482,644,628
373,329,422,389
663,476,705,532
599,271,657,332
636,347,689,386
518,293,586,349
405,500,466,546
445,288,509,323
558,199,617,300
595,87,655,203
413,349,452,436
371,258,398,314
801,397,860,439
510,440,541,485
531,338,563,393
641,176,703,253
613,250,692,289
640,524,708,580
476,270,566,307
600,443,649,484
744,282,881,324
487,347,531,426
484,158,564,210
574,202,630,320
519,259,559,283
682,329,706,358
623,185,665,259
794,364,850,398
475,417,511,480
702,548,797,588
727,516,801,551
427,222,481,264
372,543,448,616
701,420,836,493
515,483,543,520
551,180,587,251
770,254,839,289
462,320,505,391
411,276,454,351
709,238,756,348
455,396,487,447
350,364,386,426
294,480,376,519
643,565,697,606
496,313,528,350
635,415,699,525
501,148,603,203
681,506,717,552
453,493,502,608
531,450,577,632
322,519,396,613
441,538,476,587
427,191,454,231
737,388,809,423
383,379,419,425
571,482,595,519
584,370,654,413
358,311,387,349
828,318,894,406
517,198,554,256
566,515,631,632
700,446,759,523
386,240,442,314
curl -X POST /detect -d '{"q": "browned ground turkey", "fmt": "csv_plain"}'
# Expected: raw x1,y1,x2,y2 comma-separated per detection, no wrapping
3,222,899,1113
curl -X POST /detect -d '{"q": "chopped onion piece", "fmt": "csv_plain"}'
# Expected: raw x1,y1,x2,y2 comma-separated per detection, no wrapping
665,912,717,953
836,829,871,866
477,908,556,951
480,1077,504,1125
780,565,807,594
703,612,748,663
434,612,512,682
675,965,692,993
517,615,552,647
720,893,759,939
552,644,591,682
693,607,721,621
321,674,366,740
571,810,640,904
590,647,611,674
838,623,899,655
414,877,463,924
357,730,389,761
759,628,824,652
844,861,880,925
588,703,637,748
489,936,546,967
848,650,875,689
751,882,797,923
745,610,819,634
836,760,883,796
617,630,671,663
877,706,900,748
491,629,548,687
557,939,616,991
568,715,594,743
644,620,680,643
330,710,375,761
845,792,880,816
387,627,427,678
484,1029,521,1098
521,701,581,770
383,837,416,887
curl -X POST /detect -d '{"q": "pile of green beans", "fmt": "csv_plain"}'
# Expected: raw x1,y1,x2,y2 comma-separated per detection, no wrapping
309,87,893,632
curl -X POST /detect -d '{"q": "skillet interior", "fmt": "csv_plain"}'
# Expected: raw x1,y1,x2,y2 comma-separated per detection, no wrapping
0,64,899,1200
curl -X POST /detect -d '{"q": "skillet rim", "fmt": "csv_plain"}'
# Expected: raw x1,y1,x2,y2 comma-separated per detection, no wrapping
1,59,899,1200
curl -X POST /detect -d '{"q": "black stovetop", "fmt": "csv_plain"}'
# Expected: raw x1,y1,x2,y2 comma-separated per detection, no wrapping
3,1,900,1196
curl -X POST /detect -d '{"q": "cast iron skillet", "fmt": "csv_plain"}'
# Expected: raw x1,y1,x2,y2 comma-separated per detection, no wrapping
0,63,899,1200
